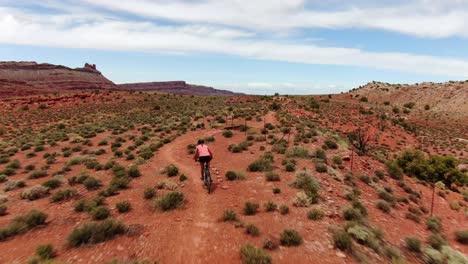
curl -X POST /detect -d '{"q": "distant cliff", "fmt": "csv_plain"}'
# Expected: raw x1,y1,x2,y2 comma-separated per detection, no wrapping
0,61,116,97
118,81,241,96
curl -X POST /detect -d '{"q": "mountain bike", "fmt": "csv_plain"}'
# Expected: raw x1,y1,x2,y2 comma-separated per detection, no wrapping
201,161,212,193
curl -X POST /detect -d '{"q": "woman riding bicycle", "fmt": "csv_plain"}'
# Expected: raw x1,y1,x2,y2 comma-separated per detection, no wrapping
194,139,213,181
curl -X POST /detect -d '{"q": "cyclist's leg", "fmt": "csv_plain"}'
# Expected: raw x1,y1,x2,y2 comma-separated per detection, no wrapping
199,162,204,180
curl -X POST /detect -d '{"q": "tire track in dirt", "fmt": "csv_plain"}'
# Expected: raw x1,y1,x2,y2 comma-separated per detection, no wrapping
157,129,219,263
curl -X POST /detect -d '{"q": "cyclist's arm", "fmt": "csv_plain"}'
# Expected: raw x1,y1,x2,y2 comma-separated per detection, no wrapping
193,148,200,161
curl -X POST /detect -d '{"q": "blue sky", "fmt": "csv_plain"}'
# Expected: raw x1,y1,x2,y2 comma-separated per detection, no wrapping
1,0,468,94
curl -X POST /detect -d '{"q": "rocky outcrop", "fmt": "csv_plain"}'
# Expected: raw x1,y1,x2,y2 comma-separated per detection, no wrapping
0,61,116,97
348,81,468,115
118,81,240,96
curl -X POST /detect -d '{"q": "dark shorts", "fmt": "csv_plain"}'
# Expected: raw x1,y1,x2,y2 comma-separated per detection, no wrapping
199,156,212,163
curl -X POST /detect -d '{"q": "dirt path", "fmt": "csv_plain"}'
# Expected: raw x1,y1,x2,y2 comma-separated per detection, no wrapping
156,129,220,263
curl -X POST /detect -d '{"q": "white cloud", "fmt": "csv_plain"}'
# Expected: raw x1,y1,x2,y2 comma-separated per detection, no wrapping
78,0,468,38
1,7,468,78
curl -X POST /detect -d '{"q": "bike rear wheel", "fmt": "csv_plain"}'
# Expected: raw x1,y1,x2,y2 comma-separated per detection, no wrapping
204,163,211,193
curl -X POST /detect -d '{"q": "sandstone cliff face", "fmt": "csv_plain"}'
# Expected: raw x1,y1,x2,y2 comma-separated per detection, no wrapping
118,81,240,96
0,61,116,97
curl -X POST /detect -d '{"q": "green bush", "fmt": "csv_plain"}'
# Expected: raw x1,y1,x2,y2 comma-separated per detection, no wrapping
248,155,273,172
164,164,179,177
286,146,310,159
127,165,141,178
323,140,338,149
285,162,296,172
143,188,155,199
83,177,101,190
343,207,363,221
315,162,327,173
375,200,391,213
240,244,272,264
42,179,62,189
385,161,403,180
222,209,238,222
333,229,352,251
263,238,279,250
67,219,125,247
116,201,131,213
272,187,281,194
405,237,421,253
428,234,446,250
222,130,233,138
28,170,47,179
36,244,55,260
307,208,324,220
265,172,280,181
154,191,184,211
279,205,289,215
455,230,468,244
0,210,47,241
264,201,277,212
243,202,259,215
50,188,77,202
405,212,421,223
225,171,240,181
90,206,110,220
21,185,49,201
0,204,6,216
426,216,442,233
245,224,260,236
280,229,303,246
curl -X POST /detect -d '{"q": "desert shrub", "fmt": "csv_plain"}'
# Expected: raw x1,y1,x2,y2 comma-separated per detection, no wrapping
0,204,7,216
245,224,260,236
332,229,352,251
279,205,289,215
359,174,371,184
83,177,102,190
91,206,110,220
333,156,343,165
248,154,273,172
110,176,130,190
383,246,404,262
263,238,279,250
222,130,233,138
371,170,383,179
293,191,311,207
286,146,310,159
405,212,421,223
243,202,259,215
347,225,381,252
164,164,179,177
50,188,77,202
377,189,396,204
343,207,363,222
352,200,368,216
116,201,131,213
405,237,421,253
225,170,245,181
455,230,468,244
36,244,55,260
280,229,303,246
67,219,125,247
21,185,50,201
323,139,338,149
28,170,47,179
0,210,48,241
314,149,327,161
272,187,281,194
74,196,105,212
375,200,391,213
42,179,62,189
428,234,446,250
0,174,6,183
127,165,141,178
426,216,442,233
285,162,296,172
222,209,238,222
314,162,327,173
154,191,184,211
143,188,156,199
240,244,272,264
292,170,319,193
264,201,277,212
307,208,324,220
4,180,26,192
385,161,403,180
179,174,188,181
265,172,280,182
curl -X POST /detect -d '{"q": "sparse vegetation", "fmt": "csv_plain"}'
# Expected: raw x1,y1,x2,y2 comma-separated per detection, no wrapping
67,219,125,247
280,229,303,246
154,191,184,211
240,244,272,264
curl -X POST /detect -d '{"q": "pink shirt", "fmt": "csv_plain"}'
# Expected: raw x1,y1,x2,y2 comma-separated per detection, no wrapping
196,144,211,157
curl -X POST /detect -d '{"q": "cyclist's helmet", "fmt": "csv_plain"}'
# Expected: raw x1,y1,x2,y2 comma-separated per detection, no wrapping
198,139,205,145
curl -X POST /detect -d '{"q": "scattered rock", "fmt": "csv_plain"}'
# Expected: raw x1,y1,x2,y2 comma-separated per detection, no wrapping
336,252,346,258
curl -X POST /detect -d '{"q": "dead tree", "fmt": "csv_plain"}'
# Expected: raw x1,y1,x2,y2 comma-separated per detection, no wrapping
347,126,376,155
